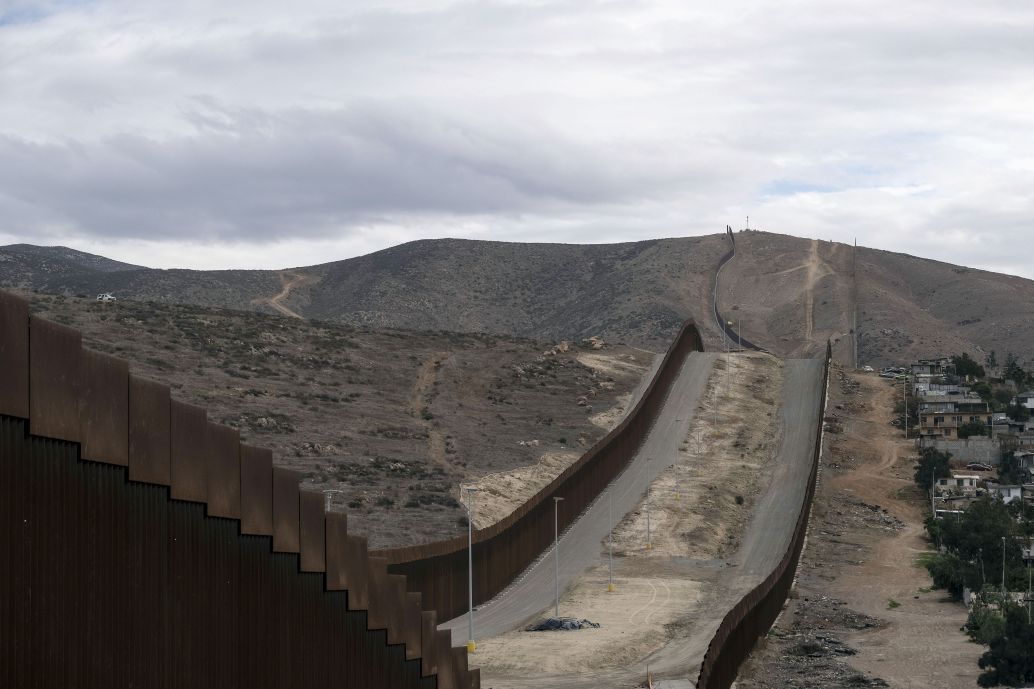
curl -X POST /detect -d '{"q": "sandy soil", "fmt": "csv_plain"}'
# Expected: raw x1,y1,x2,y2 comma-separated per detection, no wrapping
590,392,633,430
470,353,784,684
461,451,581,529
471,567,703,681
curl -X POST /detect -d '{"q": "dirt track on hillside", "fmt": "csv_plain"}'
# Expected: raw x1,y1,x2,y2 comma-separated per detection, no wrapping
258,270,319,319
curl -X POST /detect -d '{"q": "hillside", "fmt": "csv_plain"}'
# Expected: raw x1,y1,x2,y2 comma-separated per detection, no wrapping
22,292,650,549
6,232,1034,368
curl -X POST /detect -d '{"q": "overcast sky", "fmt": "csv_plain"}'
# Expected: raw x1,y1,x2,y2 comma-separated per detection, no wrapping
1,1,1032,275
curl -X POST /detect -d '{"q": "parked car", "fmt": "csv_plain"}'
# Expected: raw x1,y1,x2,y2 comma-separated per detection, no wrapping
861,365,875,372
96,293,116,302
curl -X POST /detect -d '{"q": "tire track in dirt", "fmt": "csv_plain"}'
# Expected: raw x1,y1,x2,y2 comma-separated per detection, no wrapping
411,352,451,469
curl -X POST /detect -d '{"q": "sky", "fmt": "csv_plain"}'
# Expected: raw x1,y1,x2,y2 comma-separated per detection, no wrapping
1,0,1033,275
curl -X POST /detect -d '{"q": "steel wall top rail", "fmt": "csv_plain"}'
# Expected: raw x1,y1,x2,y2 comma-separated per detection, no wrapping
0,292,29,418
127,374,171,485
1,288,463,687
29,315,83,442
79,349,129,466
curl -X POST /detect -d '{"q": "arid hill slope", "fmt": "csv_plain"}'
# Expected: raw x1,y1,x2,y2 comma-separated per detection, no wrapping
6,231,1034,367
22,292,649,549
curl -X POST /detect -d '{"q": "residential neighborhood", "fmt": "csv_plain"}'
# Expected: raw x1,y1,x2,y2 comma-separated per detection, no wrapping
871,352,1034,680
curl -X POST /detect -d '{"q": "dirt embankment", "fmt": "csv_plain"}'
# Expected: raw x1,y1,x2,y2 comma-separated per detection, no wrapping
461,350,651,529
738,367,980,689
611,352,784,560
470,353,784,686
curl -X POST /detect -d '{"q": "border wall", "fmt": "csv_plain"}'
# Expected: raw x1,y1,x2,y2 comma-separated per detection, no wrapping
0,290,477,688
714,226,766,353
695,340,831,689
375,320,705,622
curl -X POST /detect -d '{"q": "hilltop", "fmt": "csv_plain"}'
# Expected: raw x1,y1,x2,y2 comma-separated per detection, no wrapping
6,231,1034,368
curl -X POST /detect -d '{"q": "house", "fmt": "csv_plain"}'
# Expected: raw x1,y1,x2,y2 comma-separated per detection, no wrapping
911,358,953,376
918,397,992,440
1014,391,1034,410
935,472,981,496
986,483,1024,504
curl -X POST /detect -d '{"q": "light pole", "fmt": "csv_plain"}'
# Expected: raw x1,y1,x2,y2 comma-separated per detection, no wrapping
674,419,682,501
607,488,615,592
553,496,564,618
713,384,718,426
726,321,734,395
465,487,480,652
645,457,652,550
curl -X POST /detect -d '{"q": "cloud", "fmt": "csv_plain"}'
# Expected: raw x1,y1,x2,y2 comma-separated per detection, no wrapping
0,0,1032,275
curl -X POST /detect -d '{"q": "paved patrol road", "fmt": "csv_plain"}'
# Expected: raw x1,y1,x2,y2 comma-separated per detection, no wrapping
443,351,718,643
452,356,826,689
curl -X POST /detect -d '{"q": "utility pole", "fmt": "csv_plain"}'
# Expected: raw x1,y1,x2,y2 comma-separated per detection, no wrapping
465,487,480,652
853,238,858,370
553,497,564,618
980,547,985,586
1027,556,1031,624
1002,536,1007,593
607,488,615,592
903,376,908,439
931,468,936,517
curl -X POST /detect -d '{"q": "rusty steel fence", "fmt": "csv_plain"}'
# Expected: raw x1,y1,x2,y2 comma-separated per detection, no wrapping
714,226,766,354
0,290,478,689
374,319,705,622
694,340,832,689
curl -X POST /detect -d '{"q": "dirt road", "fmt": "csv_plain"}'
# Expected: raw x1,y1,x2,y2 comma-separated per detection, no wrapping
828,374,980,688
262,270,317,319
443,351,718,646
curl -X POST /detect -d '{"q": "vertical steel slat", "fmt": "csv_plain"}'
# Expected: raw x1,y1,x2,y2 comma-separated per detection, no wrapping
0,291,29,418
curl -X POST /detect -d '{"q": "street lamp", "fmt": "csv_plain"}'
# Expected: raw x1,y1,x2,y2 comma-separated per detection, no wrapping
607,488,615,593
644,457,652,550
674,419,682,501
713,384,718,426
726,321,734,395
553,497,564,618
465,487,480,652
